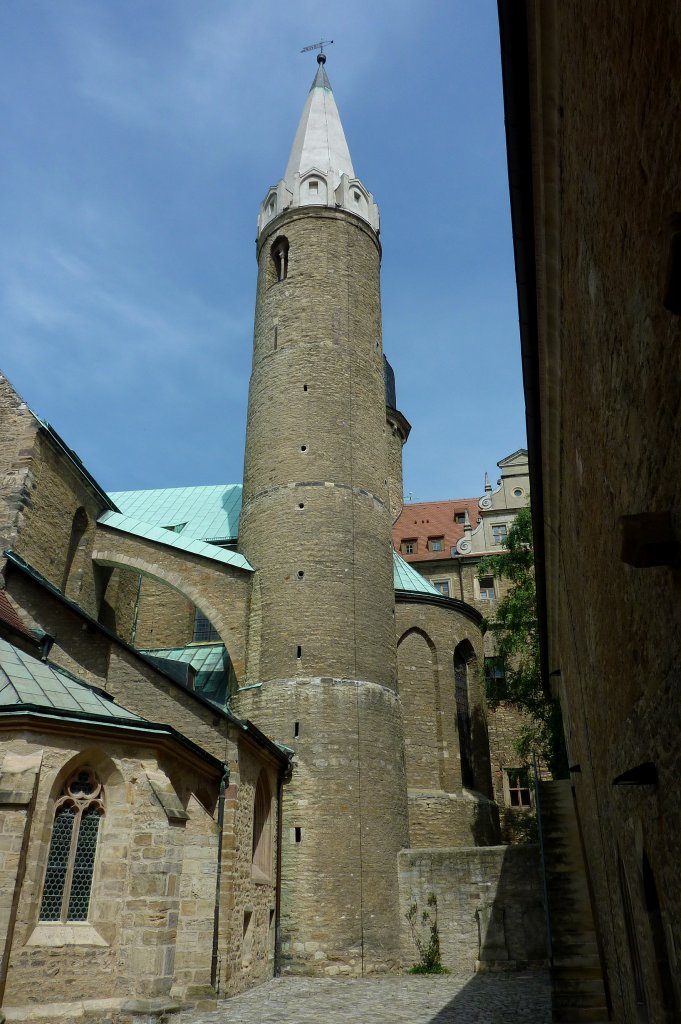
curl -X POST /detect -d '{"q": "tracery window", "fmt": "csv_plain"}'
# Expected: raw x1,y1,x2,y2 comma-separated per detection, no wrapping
40,767,104,923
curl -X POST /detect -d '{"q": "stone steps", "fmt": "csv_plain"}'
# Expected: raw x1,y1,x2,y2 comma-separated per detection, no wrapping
537,780,609,1024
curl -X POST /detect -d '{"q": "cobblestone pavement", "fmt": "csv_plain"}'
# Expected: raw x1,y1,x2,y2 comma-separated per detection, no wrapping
180,972,551,1024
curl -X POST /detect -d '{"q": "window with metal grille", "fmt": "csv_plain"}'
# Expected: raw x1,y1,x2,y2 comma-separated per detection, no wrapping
40,767,104,923
193,609,220,643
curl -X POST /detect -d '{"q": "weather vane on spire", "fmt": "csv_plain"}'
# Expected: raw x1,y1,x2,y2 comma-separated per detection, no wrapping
301,39,334,64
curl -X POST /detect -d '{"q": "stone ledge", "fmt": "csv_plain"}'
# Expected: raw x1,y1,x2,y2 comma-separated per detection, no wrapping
25,923,108,947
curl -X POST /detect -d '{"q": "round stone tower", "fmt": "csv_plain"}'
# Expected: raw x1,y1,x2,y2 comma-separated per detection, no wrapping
234,56,410,975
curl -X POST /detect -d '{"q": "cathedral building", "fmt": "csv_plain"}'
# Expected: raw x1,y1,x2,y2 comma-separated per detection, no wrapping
0,56,546,1023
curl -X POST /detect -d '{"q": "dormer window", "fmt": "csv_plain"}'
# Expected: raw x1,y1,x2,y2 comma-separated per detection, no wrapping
309,181,318,195
353,190,361,203
268,196,276,217
270,236,289,284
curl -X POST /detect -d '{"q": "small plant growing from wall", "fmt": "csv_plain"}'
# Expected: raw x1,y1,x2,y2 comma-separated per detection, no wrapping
405,893,448,974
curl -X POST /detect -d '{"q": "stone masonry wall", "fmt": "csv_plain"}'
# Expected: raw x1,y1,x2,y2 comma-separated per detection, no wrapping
132,575,196,649
395,599,499,848
0,731,220,1018
217,746,278,997
527,3,681,1020
236,203,409,974
0,376,40,567
398,846,547,974
0,385,107,620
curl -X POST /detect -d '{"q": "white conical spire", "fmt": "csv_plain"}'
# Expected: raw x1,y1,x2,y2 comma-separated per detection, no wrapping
258,56,379,237
284,57,354,188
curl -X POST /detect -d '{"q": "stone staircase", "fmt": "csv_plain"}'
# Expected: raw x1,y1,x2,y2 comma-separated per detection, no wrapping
537,779,610,1024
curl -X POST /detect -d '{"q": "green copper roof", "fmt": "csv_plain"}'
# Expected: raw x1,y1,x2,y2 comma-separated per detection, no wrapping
107,485,242,543
0,637,143,722
98,510,253,572
138,643,233,709
392,550,441,596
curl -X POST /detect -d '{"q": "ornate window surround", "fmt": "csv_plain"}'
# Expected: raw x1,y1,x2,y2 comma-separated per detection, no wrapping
39,767,104,925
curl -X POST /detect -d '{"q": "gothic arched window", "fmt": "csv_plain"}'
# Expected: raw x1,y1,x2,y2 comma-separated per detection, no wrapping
252,771,272,881
40,767,104,923
270,236,289,284
454,642,475,789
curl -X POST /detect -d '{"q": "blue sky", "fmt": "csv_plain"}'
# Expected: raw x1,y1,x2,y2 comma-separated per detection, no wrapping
0,1,526,502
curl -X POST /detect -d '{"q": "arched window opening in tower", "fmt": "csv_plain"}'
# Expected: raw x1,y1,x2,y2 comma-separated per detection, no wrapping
40,767,104,923
270,236,289,284
454,643,475,789
252,772,273,881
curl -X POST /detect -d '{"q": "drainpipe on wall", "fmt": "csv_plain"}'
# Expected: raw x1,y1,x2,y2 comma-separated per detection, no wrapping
274,757,291,977
210,764,229,994
130,573,143,646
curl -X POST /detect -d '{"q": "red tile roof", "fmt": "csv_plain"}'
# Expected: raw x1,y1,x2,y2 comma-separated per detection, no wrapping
392,499,481,562
0,590,35,640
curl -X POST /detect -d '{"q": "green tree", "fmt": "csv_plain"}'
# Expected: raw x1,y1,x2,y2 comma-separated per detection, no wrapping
479,506,568,778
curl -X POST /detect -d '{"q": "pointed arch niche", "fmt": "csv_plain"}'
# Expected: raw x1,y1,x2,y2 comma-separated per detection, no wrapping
454,640,476,790
397,627,441,790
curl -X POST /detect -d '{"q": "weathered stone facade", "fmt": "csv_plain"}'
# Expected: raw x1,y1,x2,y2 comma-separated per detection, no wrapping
499,1,681,1020
398,846,546,973
0,52,549,1023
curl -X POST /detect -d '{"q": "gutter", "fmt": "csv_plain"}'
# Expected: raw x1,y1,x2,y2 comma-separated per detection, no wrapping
496,0,551,693
0,705,225,773
211,764,229,993
395,589,483,626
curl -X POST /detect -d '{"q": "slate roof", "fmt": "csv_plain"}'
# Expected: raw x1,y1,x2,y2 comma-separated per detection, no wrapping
284,58,355,186
97,510,252,572
138,643,232,708
392,499,481,563
392,551,441,596
107,484,242,543
0,637,143,722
